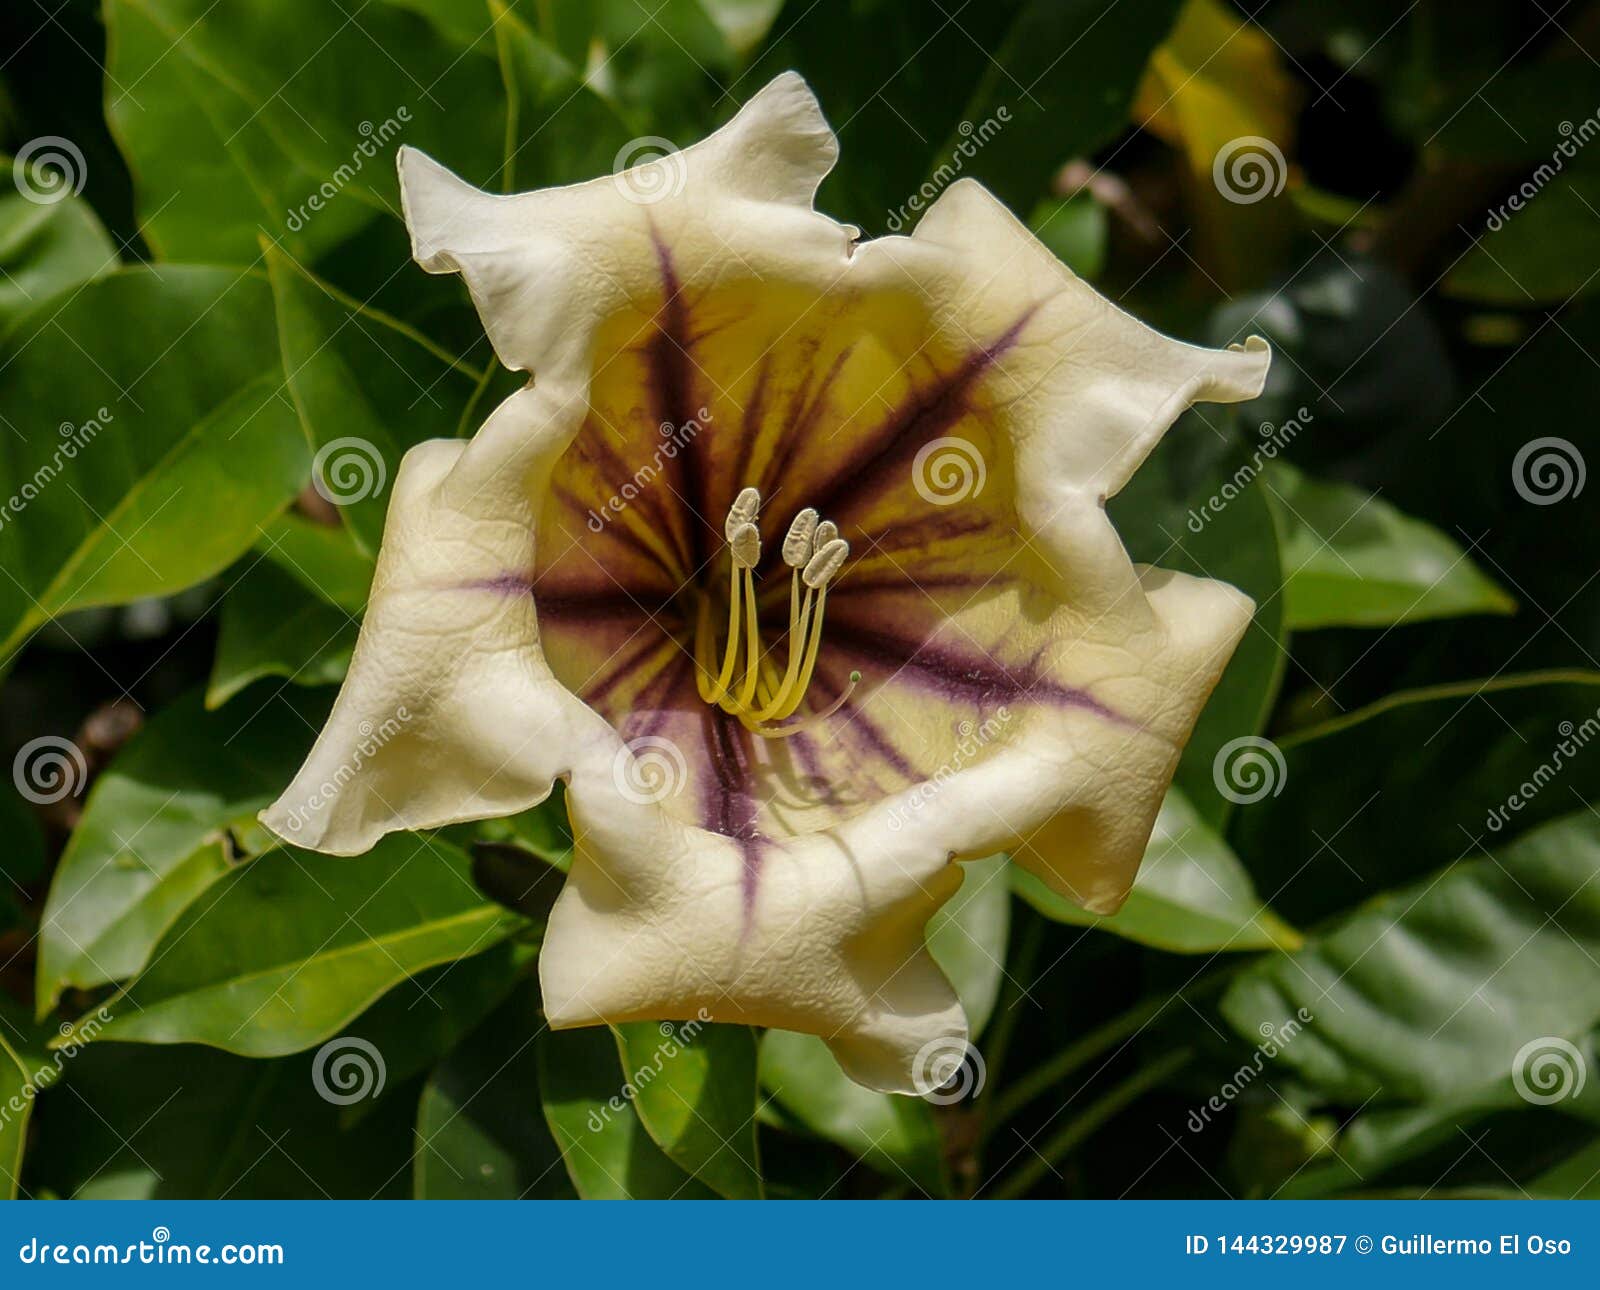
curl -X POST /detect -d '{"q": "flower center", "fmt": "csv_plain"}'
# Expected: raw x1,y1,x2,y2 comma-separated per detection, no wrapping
692,487,860,738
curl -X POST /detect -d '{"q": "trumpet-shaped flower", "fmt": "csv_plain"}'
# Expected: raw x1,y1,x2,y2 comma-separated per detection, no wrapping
262,73,1269,1093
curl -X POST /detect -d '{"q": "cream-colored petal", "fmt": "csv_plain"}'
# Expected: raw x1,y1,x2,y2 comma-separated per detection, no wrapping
267,71,1272,1095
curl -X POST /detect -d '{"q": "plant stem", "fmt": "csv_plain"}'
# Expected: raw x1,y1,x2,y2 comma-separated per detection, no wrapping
986,1048,1193,1199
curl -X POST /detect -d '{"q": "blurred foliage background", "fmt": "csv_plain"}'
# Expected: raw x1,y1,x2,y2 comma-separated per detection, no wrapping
2,0,1600,1199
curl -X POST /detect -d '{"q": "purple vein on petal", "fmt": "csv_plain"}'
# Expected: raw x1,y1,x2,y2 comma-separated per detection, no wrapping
808,307,1038,521
824,619,1129,722
645,231,714,568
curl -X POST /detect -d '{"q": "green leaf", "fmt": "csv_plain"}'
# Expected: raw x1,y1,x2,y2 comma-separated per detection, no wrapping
36,686,328,1015
344,940,532,1116
0,163,116,331
254,512,374,611
1230,672,1600,924
0,266,307,666
27,1041,416,1198
537,1025,717,1199
266,243,484,554
1013,788,1299,952
490,0,638,194
928,854,1011,1035
1028,193,1107,279
105,0,508,262
72,833,525,1055
611,1020,762,1198
414,981,574,1198
1223,808,1600,1105
207,560,357,708
1266,462,1515,628
1530,1132,1600,1199
1446,169,1600,305
1110,411,1287,826
936,0,1183,214
758,1029,946,1196
0,1029,36,1199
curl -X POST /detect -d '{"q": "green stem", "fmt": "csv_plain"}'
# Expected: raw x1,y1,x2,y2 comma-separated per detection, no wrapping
987,1048,1193,1200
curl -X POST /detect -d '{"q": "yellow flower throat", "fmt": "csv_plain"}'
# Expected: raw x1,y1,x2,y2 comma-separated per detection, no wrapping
692,487,859,738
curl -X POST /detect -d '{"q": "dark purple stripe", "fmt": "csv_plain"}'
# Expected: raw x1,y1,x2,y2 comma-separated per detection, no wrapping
807,308,1037,521
825,619,1128,721
645,231,715,570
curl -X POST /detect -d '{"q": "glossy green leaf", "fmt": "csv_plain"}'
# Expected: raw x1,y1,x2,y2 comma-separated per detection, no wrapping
1266,462,1514,628
267,243,485,554
0,266,307,666
928,853,1011,1035
105,0,507,262
1013,789,1299,952
0,164,116,331
538,1025,717,1199
414,981,574,1198
73,833,525,1055
208,560,357,708
36,686,329,1015
1230,672,1600,924
611,1020,762,1198
758,1029,946,1197
1223,808,1600,1104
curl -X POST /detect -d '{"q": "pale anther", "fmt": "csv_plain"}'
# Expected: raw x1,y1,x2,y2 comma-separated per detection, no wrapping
724,486,761,541
729,521,761,569
802,537,849,589
782,508,819,567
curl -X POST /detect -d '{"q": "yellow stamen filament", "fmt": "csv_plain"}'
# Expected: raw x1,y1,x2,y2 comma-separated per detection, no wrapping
692,497,853,735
